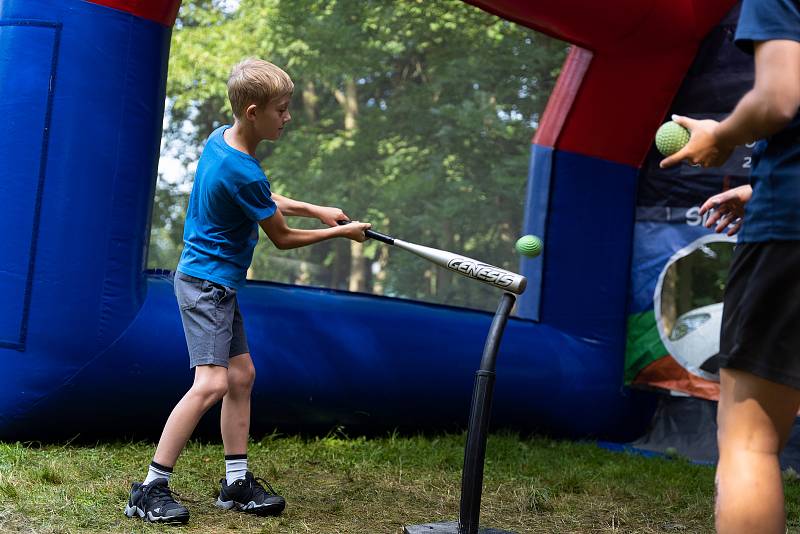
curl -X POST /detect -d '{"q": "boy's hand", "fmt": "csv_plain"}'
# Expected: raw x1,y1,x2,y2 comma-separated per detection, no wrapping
699,185,752,236
659,115,734,169
316,206,349,227
339,221,371,242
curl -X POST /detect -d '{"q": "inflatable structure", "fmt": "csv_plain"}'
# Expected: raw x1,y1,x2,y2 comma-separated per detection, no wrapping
0,0,738,441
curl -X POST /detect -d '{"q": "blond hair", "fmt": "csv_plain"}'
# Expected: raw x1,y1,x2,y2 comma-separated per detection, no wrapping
227,58,294,119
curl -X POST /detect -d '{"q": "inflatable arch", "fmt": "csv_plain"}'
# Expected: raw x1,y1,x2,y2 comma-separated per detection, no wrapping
0,0,736,440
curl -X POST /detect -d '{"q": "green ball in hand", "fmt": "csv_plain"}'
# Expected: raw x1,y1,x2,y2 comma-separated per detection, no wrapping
515,235,542,258
655,121,690,156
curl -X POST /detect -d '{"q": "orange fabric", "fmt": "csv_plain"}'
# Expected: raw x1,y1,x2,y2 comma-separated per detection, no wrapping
633,355,720,400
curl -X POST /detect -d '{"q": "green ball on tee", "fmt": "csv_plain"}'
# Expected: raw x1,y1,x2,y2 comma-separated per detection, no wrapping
515,235,542,258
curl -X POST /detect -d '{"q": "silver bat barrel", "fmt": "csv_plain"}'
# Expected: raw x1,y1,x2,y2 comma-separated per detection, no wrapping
394,240,527,295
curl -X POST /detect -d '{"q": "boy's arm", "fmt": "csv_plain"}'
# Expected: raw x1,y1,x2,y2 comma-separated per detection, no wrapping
272,193,348,227
661,39,800,168
259,209,370,250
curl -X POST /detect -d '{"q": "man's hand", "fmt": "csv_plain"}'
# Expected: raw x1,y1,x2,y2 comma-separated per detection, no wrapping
316,206,349,227
659,116,735,169
699,185,752,236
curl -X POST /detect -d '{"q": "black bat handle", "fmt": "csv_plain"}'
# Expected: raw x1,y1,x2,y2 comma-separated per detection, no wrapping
337,220,395,245
365,229,394,244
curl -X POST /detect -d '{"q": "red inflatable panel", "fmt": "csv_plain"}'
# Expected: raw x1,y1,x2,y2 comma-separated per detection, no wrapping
84,0,180,27
533,47,592,149
468,0,737,166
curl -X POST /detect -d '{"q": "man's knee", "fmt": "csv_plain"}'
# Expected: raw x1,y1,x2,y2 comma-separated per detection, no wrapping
717,410,784,456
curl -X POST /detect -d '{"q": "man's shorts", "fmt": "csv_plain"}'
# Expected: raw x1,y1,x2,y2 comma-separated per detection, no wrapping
718,241,800,389
174,271,249,368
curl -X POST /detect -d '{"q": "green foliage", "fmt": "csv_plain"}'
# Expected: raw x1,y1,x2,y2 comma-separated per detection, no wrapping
151,0,568,311
149,179,190,269
659,240,734,332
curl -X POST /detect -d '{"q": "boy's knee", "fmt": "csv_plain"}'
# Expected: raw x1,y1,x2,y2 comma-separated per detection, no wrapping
229,362,256,392
192,375,229,403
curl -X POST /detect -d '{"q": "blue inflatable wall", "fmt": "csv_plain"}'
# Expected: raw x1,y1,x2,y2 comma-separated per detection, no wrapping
1,0,734,441
1,0,170,438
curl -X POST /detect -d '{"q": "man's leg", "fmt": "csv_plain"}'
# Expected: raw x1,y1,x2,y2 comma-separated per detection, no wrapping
153,364,230,466
715,368,800,534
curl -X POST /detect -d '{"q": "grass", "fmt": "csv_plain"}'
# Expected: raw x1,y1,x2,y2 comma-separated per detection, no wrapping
2,432,800,533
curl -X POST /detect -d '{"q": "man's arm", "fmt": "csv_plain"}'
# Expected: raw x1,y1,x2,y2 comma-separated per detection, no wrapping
661,39,800,168
258,209,369,250
717,39,800,145
271,192,348,227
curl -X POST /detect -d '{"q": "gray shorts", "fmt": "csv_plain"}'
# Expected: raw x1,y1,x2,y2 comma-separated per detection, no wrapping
174,271,249,368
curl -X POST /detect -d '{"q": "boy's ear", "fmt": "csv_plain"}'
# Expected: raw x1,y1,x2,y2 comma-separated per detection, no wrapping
244,104,258,120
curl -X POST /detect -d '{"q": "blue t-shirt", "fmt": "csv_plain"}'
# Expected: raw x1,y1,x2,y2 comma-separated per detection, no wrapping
177,126,277,287
735,0,800,242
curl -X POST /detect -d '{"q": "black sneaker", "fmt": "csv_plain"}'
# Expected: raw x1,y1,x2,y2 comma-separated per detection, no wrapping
215,471,286,516
124,478,190,524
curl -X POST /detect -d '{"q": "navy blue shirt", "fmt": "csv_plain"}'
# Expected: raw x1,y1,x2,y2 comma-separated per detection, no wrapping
735,0,800,242
177,126,277,288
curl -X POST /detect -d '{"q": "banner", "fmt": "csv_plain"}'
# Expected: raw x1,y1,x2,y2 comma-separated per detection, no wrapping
625,4,754,399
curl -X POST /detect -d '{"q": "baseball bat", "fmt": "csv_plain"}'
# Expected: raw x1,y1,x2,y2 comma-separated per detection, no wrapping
338,222,527,295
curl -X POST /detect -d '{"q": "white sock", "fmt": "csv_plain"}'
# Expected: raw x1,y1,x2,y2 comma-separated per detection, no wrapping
225,454,248,485
143,460,173,485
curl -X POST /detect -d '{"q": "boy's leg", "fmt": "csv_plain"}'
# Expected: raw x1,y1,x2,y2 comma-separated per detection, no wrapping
220,353,255,486
715,368,800,534
220,353,255,455
153,364,230,466
216,342,285,516
156,273,237,468
125,367,228,524
126,274,237,523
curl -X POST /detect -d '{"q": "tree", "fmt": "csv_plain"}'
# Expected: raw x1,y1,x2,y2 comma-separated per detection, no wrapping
150,0,568,312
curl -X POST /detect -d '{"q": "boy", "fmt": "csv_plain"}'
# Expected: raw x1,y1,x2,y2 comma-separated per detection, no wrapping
124,58,371,524
660,0,800,531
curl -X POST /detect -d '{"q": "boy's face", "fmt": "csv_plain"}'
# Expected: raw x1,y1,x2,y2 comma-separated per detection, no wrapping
250,94,292,141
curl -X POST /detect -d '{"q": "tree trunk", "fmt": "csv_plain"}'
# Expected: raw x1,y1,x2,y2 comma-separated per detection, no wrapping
661,265,677,336
349,241,367,293
302,81,318,122
677,258,694,317
334,77,369,292
334,77,358,131
371,245,389,295
331,239,351,290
